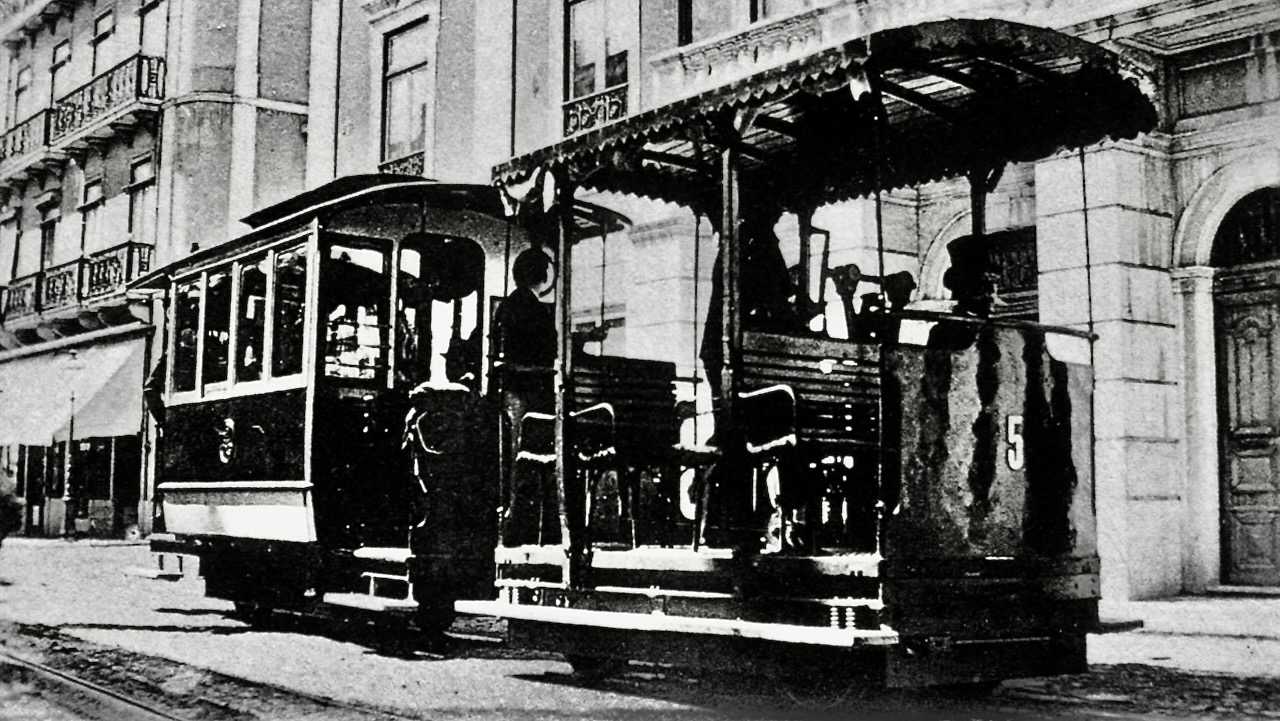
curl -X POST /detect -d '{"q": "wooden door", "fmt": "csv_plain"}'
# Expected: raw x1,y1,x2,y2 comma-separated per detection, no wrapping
1217,274,1280,585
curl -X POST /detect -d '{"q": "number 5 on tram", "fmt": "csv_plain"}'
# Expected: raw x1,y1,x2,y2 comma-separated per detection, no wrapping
137,175,625,636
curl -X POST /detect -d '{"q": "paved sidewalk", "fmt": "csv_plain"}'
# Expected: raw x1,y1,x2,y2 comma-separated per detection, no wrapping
1092,596,1280,678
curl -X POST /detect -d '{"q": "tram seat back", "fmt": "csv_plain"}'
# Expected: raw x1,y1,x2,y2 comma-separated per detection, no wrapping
571,353,680,461
739,331,880,457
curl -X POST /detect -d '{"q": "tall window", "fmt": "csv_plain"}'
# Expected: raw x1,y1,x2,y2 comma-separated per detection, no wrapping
236,256,268,383
0,215,19,283
39,216,58,269
91,10,122,74
12,65,32,124
173,278,200,392
80,179,103,252
202,268,232,385
382,20,433,165
568,0,636,99
128,158,157,245
272,244,307,378
51,41,72,99
139,0,167,57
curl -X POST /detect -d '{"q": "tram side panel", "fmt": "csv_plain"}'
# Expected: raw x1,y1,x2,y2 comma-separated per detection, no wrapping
158,389,319,606
882,325,1097,686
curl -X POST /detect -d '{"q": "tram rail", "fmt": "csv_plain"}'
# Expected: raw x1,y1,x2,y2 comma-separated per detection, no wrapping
0,646,183,721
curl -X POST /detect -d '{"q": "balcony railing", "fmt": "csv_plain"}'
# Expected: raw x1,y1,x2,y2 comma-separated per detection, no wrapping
2,273,39,321
0,242,152,322
563,84,628,137
51,54,166,144
41,258,81,313
0,110,50,165
83,241,152,301
378,151,426,176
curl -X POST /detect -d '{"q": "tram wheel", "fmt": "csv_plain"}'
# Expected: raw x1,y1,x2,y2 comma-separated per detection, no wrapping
564,653,628,681
774,672,864,710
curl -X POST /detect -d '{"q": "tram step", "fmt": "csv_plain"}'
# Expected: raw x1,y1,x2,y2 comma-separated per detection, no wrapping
323,592,419,614
362,571,413,601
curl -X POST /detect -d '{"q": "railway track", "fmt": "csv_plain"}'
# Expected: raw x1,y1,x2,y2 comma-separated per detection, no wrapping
0,646,182,721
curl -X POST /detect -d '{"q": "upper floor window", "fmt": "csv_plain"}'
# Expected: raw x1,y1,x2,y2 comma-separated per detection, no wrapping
139,0,167,57
40,215,58,269
677,0,823,45
128,158,157,244
80,178,104,251
12,65,33,124
51,41,72,99
568,0,636,99
382,20,433,166
0,215,19,284
92,10,124,74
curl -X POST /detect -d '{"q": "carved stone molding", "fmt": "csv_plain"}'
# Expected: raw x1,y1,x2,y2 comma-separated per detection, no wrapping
1171,265,1215,295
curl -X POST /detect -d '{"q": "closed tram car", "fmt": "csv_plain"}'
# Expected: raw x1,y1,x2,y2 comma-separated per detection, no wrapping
143,175,624,634
455,18,1160,689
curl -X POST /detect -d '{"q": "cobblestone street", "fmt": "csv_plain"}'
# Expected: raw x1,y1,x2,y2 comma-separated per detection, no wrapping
1,539,1279,719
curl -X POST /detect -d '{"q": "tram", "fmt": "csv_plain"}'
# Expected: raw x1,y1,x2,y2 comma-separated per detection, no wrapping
140,175,625,634
455,19,1159,688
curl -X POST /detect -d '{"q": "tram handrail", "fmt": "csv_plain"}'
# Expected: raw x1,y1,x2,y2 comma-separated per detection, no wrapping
889,308,1097,340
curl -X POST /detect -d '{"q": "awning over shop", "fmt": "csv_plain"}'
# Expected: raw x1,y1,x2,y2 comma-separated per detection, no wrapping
493,18,1158,213
0,338,146,447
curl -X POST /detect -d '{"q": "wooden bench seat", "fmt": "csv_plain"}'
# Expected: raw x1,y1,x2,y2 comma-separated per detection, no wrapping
739,331,881,456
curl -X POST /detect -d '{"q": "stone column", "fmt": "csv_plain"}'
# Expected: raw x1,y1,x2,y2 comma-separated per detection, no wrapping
1035,140,1180,601
1172,266,1219,592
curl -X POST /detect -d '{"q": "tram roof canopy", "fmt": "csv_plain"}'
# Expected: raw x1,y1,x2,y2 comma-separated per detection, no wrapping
493,19,1158,211
133,175,630,289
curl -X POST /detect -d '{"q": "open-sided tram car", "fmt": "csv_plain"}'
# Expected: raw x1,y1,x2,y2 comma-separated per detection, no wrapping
143,175,624,633
456,19,1159,688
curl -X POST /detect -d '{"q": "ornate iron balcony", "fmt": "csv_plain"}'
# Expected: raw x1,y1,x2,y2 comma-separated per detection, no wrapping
562,85,628,137
1,273,39,321
378,151,426,176
83,242,153,301
41,259,81,313
50,54,166,145
0,111,49,165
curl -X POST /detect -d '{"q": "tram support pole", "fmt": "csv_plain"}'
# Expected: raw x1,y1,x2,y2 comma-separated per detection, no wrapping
554,176,586,589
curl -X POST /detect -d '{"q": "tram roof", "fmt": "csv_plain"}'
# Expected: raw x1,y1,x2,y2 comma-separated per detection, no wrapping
132,175,630,289
492,18,1158,212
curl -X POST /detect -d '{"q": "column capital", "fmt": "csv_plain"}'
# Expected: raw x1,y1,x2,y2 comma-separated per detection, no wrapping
1170,265,1215,295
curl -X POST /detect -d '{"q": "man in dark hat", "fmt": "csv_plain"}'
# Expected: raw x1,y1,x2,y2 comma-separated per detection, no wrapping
929,234,999,349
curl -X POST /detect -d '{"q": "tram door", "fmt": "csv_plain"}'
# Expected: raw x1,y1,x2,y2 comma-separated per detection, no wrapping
1214,188,1280,587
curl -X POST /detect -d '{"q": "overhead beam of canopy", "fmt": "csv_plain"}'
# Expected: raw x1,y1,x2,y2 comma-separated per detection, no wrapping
492,18,1158,214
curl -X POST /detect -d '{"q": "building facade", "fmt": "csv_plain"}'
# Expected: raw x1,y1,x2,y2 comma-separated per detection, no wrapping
1,0,1276,604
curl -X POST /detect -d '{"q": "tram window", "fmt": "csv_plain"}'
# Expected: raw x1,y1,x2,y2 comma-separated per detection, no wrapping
202,269,232,385
173,279,200,392
237,255,268,383
323,243,389,381
397,236,484,388
272,244,307,378
397,247,429,383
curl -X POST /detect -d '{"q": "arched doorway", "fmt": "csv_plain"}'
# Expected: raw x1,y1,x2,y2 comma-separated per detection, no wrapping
1214,186,1280,586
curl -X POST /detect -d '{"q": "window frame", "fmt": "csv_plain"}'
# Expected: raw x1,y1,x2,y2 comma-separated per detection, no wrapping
91,9,118,74
51,40,72,98
12,65,32,124
167,234,311,406
127,156,157,242
379,17,435,166
565,0,635,101
79,177,104,253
